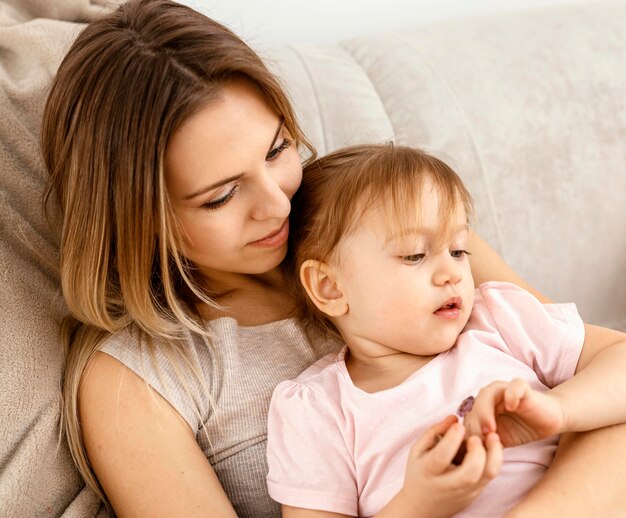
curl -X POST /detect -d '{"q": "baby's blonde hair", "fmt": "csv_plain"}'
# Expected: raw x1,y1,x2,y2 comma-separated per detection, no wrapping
288,143,474,338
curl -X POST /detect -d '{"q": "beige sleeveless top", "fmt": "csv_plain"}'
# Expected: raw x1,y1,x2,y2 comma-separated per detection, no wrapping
101,317,340,517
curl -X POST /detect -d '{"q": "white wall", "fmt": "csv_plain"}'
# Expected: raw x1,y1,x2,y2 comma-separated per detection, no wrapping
180,0,600,48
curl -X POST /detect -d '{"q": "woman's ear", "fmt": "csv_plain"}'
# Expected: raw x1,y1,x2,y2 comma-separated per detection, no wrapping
300,259,348,317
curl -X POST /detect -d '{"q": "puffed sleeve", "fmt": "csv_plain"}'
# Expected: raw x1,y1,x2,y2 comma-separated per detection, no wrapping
473,281,585,387
266,379,358,516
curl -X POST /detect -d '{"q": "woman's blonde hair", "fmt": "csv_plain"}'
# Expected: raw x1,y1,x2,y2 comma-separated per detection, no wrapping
288,143,474,338
41,0,313,507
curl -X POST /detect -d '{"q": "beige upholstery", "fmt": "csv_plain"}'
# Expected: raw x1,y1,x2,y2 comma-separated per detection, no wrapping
1,1,624,515
267,1,626,330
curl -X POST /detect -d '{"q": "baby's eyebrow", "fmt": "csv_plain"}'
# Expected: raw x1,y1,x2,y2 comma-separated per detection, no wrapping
385,224,469,245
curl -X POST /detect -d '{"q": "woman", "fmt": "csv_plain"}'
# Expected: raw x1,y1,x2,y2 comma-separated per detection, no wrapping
41,0,626,516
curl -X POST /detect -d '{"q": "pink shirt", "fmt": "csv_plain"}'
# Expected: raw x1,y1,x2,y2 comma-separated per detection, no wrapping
267,282,585,517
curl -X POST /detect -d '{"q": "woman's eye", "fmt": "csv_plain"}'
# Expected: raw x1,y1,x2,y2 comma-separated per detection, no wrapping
266,138,293,161
451,249,471,259
202,185,238,210
402,253,425,263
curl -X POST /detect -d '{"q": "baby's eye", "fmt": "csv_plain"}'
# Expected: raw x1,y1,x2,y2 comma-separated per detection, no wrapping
402,253,425,264
450,249,470,259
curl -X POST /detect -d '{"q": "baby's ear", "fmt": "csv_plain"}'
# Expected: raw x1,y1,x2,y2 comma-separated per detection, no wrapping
300,259,348,317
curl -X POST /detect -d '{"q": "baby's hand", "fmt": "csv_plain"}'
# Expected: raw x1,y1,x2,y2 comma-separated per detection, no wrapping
462,379,565,447
397,415,502,518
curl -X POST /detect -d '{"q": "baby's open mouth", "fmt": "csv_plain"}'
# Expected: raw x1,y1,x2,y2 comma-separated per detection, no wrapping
436,296,461,312
433,297,462,318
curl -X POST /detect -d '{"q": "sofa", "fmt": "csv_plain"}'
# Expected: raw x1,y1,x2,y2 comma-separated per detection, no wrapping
1,0,625,516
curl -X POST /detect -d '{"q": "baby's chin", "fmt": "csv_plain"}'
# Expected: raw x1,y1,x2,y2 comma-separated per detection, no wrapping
409,338,458,357
431,331,467,355
435,340,459,355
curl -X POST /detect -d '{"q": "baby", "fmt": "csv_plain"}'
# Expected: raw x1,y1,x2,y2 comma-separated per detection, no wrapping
266,143,626,517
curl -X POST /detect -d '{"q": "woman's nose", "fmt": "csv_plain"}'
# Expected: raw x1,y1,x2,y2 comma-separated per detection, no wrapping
249,171,291,221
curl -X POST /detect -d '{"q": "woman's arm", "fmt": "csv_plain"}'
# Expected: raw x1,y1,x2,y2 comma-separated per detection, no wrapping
550,324,626,431
468,231,552,303
80,352,238,518
505,424,626,517
469,232,626,516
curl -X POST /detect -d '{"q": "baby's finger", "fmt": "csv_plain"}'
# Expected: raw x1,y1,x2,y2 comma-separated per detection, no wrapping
445,435,486,487
462,408,482,438
470,382,507,436
481,432,503,481
504,378,530,412
408,415,459,458
422,422,467,474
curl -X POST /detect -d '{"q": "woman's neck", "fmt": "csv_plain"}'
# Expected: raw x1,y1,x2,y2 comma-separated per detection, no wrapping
196,268,295,326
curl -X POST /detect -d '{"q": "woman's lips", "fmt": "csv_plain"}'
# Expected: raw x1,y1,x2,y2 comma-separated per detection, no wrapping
249,220,289,248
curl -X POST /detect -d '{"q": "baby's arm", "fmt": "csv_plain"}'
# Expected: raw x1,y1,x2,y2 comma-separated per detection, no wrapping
548,323,626,431
281,416,502,518
463,324,626,444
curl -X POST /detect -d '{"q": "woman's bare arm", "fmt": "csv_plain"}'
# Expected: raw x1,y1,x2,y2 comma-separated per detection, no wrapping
504,425,626,517
468,231,552,303
469,231,626,516
80,352,238,518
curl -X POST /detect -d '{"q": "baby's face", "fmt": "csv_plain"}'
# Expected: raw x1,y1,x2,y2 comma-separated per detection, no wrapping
331,181,475,357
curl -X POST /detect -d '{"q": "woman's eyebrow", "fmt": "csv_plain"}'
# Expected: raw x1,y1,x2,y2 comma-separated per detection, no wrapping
267,118,285,154
182,173,244,200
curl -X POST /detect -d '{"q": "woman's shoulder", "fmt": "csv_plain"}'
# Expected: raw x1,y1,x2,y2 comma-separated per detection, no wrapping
99,325,205,382
96,323,213,431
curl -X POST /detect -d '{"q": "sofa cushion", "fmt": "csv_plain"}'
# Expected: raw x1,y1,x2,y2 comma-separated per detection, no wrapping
1,2,625,516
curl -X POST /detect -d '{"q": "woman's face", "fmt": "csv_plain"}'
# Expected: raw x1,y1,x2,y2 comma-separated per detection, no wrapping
164,79,302,288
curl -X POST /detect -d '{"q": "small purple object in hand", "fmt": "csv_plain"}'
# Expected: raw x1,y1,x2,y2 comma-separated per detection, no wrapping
450,395,475,465
456,395,475,418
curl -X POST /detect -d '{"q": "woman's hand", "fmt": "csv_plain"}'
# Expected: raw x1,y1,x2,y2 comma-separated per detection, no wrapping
462,379,564,447
392,415,502,518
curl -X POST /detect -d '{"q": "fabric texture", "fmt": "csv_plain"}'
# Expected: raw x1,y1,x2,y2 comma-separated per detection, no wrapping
0,2,120,516
267,282,585,517
1,1,624,516
100,318,339,518
267,1,626,331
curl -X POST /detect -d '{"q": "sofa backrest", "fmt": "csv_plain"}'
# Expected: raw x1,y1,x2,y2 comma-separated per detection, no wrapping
267,1,626,330
0,2,624,516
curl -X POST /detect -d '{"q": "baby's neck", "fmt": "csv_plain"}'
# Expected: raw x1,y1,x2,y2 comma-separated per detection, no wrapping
345,348,438,393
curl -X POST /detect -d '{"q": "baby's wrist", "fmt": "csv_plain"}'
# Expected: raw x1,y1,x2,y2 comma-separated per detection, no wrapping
545,390,570,433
